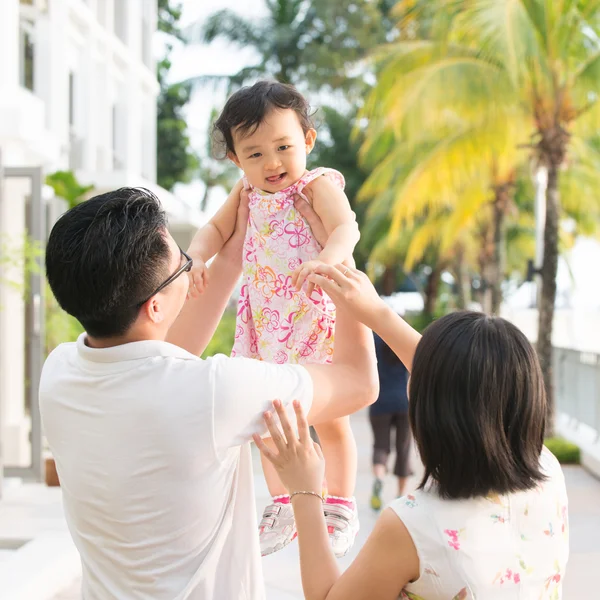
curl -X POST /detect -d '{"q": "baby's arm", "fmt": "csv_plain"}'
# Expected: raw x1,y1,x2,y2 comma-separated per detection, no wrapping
187,179,244,296
309,175,359,263
292,175,359,292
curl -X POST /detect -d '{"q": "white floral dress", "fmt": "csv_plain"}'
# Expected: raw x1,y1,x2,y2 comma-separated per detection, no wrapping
231,167,344,365
391,448,569,599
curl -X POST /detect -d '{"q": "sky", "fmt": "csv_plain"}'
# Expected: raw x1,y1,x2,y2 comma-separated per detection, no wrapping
166,0,267,210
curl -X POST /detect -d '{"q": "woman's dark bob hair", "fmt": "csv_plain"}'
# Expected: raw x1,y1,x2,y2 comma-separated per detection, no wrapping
409,311,547,500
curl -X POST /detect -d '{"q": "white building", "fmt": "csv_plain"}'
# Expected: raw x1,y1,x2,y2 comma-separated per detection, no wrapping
0,0,203,474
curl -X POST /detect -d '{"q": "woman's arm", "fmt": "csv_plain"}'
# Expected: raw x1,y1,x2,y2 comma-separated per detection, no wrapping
308,265,421,372
254,401,419,600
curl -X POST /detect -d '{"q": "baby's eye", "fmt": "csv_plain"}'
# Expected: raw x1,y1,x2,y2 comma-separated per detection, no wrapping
249,152,262,159
278,145,291,151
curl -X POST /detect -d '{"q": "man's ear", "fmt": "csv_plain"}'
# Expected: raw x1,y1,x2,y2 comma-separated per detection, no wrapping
305,129,317,154
143,297,165,325
228,151,242,169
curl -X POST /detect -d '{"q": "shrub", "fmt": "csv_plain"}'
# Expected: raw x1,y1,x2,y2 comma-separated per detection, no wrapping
202,309,237,358
545,437,581,464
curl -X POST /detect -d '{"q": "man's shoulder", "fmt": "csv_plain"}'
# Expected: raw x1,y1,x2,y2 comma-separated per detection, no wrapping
42,341,77,373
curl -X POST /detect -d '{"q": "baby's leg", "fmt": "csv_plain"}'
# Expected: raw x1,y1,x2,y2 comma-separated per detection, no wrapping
314,416,357,497
260,437,288,497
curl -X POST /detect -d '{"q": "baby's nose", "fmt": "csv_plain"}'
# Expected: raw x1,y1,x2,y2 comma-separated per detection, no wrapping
265,156,282,170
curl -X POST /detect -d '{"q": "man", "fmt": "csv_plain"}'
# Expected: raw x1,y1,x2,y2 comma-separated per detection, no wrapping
40,186,377,599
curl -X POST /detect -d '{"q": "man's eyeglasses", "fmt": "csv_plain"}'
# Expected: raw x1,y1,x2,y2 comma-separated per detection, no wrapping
137,248,193,306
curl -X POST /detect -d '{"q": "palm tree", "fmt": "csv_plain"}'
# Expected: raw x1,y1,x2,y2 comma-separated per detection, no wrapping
183,0,387,92
362,0,600,429
358,104,529,314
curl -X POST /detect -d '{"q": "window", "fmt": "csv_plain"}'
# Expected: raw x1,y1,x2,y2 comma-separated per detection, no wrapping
112,104,119,168
141,0,153,68
112,103,125,170
96,0,107,28
19,21,35,92
68,72,76,127
114,1,127,44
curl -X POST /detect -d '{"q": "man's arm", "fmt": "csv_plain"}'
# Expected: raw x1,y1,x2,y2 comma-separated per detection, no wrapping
166,190,248,356
188,179,244,263
304,303,378,425
295,195,379,424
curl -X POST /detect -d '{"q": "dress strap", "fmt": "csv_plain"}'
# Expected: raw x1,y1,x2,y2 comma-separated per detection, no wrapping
294,168,345,203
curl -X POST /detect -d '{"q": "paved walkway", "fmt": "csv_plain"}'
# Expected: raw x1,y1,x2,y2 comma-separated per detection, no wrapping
2,411,597,599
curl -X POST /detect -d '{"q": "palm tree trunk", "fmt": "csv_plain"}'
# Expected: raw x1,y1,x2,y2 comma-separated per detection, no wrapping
200,184,211,212
381,264,397,296
453,247,470,310
424,263,442,317
537,162,560,435
490,195,506,315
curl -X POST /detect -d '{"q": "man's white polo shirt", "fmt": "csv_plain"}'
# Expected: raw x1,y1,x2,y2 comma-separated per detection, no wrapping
39,335,313,599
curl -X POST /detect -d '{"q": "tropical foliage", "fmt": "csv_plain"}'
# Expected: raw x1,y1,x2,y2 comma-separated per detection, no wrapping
359,0,600,424
156,0,199,191
190,0,600,427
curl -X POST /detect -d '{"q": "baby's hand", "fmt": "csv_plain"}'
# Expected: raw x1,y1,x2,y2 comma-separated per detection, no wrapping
188,255,209,298
292,259,326,297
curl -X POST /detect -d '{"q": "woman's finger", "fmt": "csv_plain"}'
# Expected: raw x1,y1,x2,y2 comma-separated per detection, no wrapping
306,281,316,298
253,434,279,464
307,273,340,299
295,268,309,291
340,265,360,279
264,410,287,453
313,263,352,287
313,441,324,460
273,400,297,448
293,400,311,447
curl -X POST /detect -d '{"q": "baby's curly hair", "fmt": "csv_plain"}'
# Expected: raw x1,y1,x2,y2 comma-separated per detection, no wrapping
213,81,315,158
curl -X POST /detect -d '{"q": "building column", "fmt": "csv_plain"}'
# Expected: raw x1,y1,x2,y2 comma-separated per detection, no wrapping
0,0,20,93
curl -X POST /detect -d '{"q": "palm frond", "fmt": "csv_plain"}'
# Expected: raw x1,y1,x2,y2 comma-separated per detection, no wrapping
184,10,266,48
453,0,542,87
376,55,515,137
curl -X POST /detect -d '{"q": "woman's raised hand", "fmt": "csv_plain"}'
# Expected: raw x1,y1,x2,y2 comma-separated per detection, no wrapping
307,264,388,329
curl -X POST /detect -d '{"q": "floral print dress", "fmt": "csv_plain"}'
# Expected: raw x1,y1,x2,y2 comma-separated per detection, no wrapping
391,448,569,599
231,167,345,365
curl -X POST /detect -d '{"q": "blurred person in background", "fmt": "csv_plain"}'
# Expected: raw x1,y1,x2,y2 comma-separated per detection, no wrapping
370,305,412,510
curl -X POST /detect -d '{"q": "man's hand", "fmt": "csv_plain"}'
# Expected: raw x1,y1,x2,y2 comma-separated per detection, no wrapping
294,196,329,249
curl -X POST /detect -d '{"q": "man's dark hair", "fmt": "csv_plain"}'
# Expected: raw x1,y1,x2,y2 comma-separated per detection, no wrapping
409,311,547,500
213,80,314,158
46,188,171,338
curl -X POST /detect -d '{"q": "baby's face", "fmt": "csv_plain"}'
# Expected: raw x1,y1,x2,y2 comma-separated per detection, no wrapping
229,108,316,193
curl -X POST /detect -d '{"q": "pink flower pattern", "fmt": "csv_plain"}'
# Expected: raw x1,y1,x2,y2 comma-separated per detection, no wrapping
231,168,345,364
445,529,462,551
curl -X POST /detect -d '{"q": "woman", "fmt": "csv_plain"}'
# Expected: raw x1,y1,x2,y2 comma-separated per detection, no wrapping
254,264,568,600
370,331,412,509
